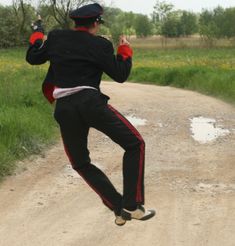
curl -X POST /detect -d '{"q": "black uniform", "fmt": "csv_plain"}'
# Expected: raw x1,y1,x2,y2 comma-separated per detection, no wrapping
26,29,145,215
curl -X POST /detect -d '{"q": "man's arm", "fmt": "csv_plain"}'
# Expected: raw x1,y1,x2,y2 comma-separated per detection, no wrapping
26,40,49,65
95,36,133,83
26,17,49,65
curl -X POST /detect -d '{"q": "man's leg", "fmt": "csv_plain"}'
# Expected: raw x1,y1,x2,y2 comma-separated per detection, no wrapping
107,105,145,208
81,97,145,208
54,97,123,215
84,100,155,221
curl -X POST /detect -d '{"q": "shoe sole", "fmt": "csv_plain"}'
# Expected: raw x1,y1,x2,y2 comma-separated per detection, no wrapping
115,219,126,226
121,209,156,221
115,221,126,226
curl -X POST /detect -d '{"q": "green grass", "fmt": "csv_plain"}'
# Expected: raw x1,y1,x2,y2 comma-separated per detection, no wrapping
0,44,235,179
128,66,235,103
128,47,235,103
0,48,57,180
105,46,235,104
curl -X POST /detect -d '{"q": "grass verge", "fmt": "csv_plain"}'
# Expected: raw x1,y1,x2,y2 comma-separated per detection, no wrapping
105,47,235,104
128,66,235,104
0,49,57,180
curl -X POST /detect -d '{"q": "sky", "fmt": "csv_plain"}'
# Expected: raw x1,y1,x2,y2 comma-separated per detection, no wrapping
103,0,235,14
0,0,235,14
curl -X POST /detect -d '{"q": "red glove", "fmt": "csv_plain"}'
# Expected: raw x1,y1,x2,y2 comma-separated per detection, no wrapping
117,35,133,61
29,15,45,45
117,44,133,61
29,32,44,45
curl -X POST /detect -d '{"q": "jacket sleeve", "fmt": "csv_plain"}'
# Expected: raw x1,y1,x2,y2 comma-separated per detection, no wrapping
26,31,49,65
95,39,133,83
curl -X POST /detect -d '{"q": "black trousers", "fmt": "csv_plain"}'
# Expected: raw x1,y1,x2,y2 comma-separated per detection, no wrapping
54,89,145,214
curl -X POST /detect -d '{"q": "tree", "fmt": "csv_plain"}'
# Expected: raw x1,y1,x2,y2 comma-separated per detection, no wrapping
103,8,136,44
199,9,220,46
179,11,198,36
37,4,60,30
152,0,174,33
102,6,123,29
43,0,100,29
109,23,123,46
12,0,36,44
134,14,153,37
0,6,19,48
199,7,235,43
122,12,136,36
161,11,181,37
153,0,174,22
219,7,235,38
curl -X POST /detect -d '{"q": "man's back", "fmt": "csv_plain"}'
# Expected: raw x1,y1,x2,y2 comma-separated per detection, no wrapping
27,29,132,89
47,29,105,88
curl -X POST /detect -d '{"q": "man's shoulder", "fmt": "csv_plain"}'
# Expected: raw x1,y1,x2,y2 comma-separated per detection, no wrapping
96,35,111,42
94,36,112,46
93,36,114,53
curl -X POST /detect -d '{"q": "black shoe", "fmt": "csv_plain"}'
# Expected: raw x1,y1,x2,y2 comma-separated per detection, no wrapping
121,205,156,221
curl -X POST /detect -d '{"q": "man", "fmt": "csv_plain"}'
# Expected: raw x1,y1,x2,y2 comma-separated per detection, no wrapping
26,3,155,226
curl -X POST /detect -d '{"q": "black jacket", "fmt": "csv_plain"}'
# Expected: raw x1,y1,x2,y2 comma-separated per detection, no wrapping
26,29,132,90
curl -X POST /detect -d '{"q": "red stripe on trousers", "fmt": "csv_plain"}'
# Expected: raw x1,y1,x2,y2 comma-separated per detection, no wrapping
107,105,144,203
60,134,114,210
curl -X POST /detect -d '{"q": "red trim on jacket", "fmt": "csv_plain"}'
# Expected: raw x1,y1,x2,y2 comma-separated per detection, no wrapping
117,44,133,61
29,32,44,45
42,82,55,104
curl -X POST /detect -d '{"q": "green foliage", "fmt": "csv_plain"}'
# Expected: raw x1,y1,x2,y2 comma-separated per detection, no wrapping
0,48,57,180
0,3,37,48
102,7,123,29
180,11,198,36
199,9,220,44
102,7,152,44
38,4,61,31
13,2,37,45
218,8,235,38
40,0,97,29
153,0,174,22
0,3,154,48
152,1,198,38
152,0,174,34
199,7,235,46
160,10,198,37
0,6,19,48
1,1,235,48
134,14,153,37
161,11,181,37
109,23,123,47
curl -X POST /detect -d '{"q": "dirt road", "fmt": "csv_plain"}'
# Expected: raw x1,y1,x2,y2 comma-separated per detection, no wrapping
0,82,235,246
